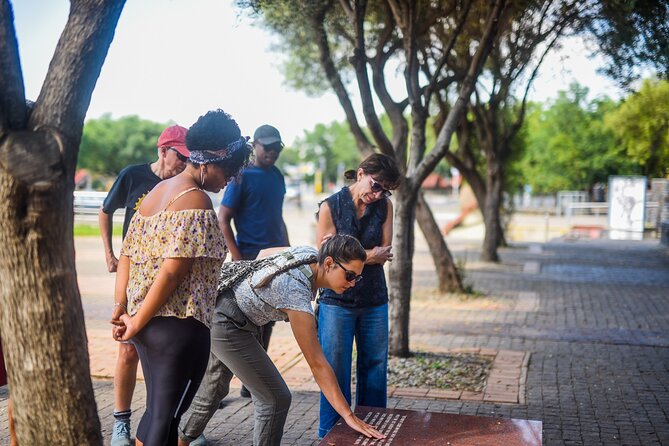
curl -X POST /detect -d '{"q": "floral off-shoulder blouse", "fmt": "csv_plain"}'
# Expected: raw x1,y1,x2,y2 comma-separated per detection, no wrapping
120,209,227,328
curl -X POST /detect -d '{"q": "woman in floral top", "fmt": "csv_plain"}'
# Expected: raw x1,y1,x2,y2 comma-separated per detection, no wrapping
112,109,252,446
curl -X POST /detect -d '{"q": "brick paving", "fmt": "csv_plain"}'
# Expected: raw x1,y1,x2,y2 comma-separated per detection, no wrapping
2,230,669,445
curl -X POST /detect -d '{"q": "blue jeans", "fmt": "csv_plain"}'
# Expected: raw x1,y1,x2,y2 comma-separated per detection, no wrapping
317,303,388,438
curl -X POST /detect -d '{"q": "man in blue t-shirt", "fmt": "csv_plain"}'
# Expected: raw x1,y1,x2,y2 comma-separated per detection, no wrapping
99,125,189,446
218,124,289,397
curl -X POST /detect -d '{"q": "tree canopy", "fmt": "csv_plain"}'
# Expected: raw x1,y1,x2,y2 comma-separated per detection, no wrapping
605,78,669,178
79,114,168,176
518,83,642,194
583,0,669,87
290,120,361,184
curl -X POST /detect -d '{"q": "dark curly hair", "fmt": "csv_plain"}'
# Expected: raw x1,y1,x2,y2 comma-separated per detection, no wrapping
186,109,241,150
186,109,253,178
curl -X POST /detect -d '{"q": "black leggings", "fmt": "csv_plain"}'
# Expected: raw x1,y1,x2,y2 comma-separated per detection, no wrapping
132,316,210,446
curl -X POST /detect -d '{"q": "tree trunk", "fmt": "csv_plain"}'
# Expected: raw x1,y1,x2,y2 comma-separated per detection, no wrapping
0,136,102,444
480,161,504,262
415,192,463,293
388,185,416,357
0,0,125,443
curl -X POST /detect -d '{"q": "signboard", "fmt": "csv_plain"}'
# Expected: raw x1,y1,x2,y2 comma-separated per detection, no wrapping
609,176,647,237
319,406,542,446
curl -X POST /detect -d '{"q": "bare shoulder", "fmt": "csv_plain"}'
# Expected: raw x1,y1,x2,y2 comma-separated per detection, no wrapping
170,189,213,211
318,200,331,216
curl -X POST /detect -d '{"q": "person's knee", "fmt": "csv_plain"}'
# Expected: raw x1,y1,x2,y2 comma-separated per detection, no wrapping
257,386,292,414
271,386,292,413
118,344,139,365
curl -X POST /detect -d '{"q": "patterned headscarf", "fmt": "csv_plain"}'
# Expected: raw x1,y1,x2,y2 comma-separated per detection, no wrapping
188,136,251,165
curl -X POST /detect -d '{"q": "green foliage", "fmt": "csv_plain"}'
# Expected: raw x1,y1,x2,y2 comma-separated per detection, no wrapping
517,83,641,194
78,114,168,176
584,0,669,87
605,78,669,177
291,121,362,183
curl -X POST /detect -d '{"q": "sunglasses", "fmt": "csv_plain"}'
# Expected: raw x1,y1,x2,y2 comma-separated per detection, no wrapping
168,147,188,163
261,142,283,153
333,259,363,283
369,177,392,198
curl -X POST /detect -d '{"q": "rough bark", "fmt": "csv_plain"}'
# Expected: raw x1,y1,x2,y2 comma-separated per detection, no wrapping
0,0,125,443
480,159,505,262
415,192,463,292
387,185,415,357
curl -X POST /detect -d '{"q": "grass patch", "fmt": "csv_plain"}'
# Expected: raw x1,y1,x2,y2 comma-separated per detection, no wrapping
74,224,122,237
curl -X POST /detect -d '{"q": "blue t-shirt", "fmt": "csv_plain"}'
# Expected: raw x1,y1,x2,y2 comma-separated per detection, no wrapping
102,163,161,238
221,165,288,258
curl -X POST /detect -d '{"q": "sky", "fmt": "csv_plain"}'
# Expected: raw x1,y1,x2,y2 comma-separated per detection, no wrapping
12,0,623,145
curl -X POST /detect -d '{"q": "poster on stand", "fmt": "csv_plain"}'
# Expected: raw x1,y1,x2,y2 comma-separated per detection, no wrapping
609,176,646,239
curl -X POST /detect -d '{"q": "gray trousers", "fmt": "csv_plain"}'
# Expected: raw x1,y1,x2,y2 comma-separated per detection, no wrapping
178,294,292,446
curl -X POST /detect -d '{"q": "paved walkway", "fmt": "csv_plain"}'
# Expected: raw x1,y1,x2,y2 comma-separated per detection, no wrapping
2,210,668,444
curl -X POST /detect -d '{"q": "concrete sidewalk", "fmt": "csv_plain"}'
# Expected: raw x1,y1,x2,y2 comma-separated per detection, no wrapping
2,204,669,444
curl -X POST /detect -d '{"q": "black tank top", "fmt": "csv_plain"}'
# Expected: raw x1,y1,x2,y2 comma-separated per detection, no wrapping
318,187,389,308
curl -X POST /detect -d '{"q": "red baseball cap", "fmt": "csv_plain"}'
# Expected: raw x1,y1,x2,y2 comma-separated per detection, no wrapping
157,125,190,157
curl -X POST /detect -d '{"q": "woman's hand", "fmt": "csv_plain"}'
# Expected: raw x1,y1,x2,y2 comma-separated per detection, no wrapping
343,412,385,439
112,314,141,342
110,304,126,325
319,233,335,246
367,245,393,265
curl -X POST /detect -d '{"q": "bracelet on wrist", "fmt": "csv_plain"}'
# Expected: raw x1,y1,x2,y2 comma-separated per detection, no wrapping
114,302,127,310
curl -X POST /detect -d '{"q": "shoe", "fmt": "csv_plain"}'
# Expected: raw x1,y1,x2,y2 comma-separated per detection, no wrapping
240,386,251,398
110,419,133,446
190,434,208,446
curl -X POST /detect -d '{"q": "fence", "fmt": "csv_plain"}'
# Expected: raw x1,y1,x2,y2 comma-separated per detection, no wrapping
74,191,108,215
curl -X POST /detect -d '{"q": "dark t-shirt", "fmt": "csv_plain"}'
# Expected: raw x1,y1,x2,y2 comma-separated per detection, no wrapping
221,165,288,258
318,187,389,308
102,163,161,238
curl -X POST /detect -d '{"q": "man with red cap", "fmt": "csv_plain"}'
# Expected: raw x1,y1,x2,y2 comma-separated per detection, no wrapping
98,124,189,446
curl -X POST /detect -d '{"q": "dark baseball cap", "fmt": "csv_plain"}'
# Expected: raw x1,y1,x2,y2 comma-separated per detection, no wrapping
253,124,283,146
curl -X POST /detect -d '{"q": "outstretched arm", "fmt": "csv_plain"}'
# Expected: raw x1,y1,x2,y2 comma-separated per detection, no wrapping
285,310,385,439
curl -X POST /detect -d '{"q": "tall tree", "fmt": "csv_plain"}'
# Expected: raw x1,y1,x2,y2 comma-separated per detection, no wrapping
239,0,507,356
605,78,669,178
0,0,125,443
441,0,586,261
